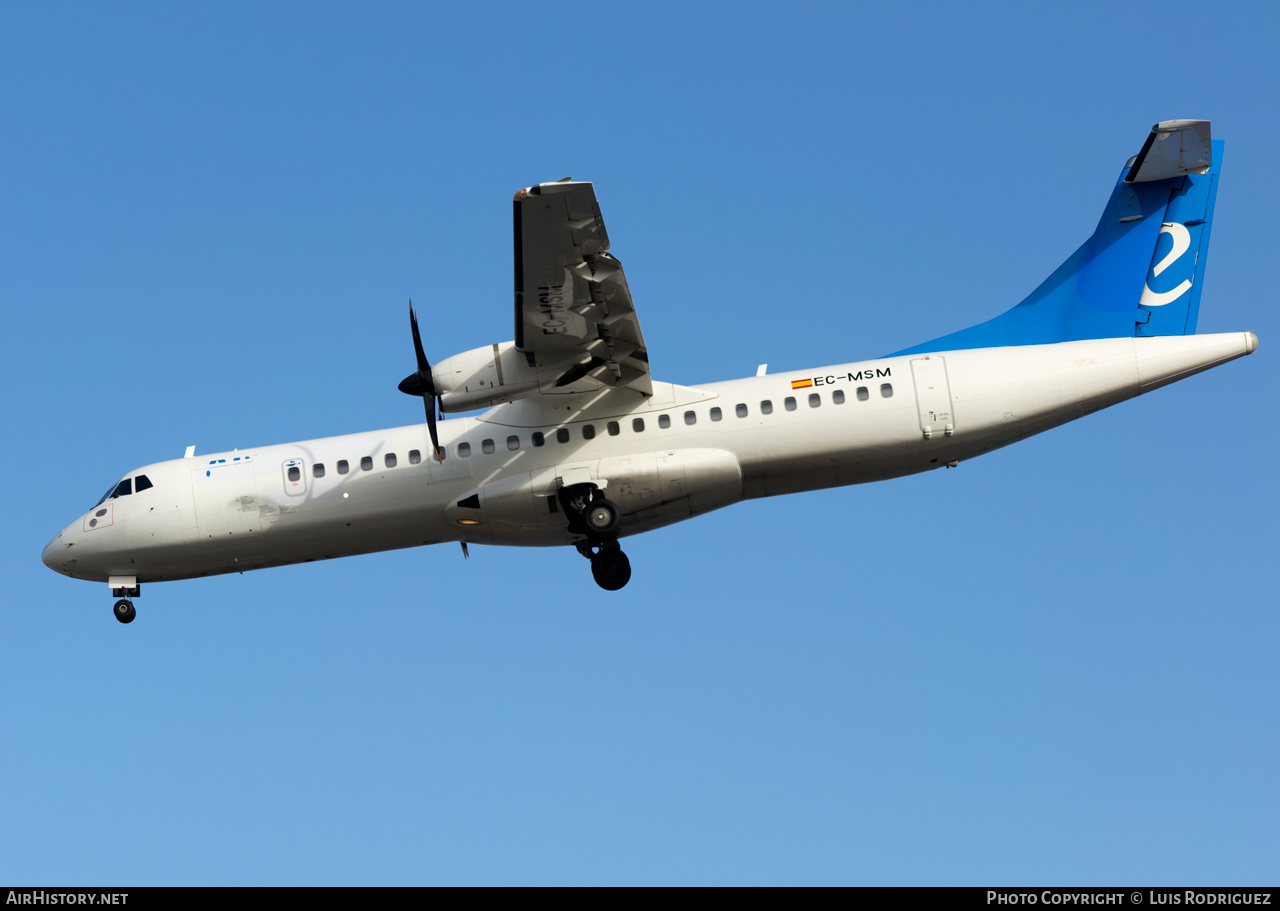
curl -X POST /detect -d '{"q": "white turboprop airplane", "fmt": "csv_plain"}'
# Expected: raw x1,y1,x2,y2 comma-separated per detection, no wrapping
43,120,1257,623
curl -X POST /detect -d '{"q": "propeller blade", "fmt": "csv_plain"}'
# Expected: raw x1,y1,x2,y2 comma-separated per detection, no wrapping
409,301,431,379
398,301,436,397
424,396,443,463
399,300,443,462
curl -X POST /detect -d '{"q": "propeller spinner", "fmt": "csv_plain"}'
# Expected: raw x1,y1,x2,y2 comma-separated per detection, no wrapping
397,301,443,461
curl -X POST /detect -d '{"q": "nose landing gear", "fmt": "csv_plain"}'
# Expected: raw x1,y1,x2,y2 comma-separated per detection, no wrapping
562,483,631,591
111,582,139,624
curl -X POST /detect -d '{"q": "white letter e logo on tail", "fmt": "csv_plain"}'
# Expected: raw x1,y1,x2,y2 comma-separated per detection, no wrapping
1139,222,1194,307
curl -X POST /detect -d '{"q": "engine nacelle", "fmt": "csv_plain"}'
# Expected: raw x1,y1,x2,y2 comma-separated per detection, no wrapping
432,341,540,412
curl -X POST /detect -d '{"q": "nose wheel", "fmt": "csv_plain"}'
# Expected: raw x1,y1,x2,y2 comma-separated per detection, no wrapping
113,599,136,624
111,582,139,624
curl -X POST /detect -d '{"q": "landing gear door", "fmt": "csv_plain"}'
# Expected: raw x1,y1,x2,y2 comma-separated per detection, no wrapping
910,356,955,439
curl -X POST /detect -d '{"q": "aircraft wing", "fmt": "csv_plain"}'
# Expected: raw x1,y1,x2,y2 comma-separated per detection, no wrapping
513,180,652,397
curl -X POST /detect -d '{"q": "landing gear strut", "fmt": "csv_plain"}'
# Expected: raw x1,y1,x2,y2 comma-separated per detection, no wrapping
563,483,631,591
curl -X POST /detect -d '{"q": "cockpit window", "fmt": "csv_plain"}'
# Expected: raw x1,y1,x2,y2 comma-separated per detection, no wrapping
134,475,153,492
95,475,143,506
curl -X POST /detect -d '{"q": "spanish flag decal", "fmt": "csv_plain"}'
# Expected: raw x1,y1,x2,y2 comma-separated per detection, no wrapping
791,378,813,389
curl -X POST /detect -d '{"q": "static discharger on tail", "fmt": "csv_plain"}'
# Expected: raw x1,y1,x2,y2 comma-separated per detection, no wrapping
42,120,1257,622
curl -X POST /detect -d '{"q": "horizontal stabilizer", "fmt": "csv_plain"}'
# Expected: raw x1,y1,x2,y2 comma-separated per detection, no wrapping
1126,120,1212,183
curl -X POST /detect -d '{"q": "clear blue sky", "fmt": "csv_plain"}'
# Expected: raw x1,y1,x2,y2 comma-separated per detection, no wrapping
3,1,1277,885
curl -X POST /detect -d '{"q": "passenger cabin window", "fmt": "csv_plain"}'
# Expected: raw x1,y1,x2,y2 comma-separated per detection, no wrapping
360,456,373,471
658,414,671,429
607,421,620,436
288,466,301,482
857,386,869,401
632,418,645,432
532,432,545,447
809,393,821,408
833,390,845,404
385,453,397,468
458,442,472,458
482,439,495,454
784,397,797,411
760,400,773,415
556,428,570,444
582,425,595,440
507,435,520,451
409,450,421,465
337,460,349,474
134,475,154,492
736,403,748,418
710,407,722,422
684,411,696,425
881,383,894,398
313,464,326,478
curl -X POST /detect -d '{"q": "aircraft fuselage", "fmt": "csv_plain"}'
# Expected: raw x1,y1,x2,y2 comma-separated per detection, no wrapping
42,332,1257,587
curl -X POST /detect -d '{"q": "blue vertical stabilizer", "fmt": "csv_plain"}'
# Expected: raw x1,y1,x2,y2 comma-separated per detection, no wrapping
894,123,1222,356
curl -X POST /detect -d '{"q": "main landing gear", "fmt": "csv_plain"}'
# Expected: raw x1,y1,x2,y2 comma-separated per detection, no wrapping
112,584,139,624
562,483,631,591
577,540,632,591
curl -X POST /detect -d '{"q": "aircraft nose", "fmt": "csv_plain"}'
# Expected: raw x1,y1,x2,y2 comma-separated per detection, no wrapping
42,532,69,575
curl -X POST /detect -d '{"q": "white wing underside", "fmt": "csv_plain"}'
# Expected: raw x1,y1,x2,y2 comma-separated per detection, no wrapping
513,180,652,398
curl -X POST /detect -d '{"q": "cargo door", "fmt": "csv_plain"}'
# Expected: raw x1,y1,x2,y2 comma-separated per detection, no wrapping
192,457,261,539
910,356,955,439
